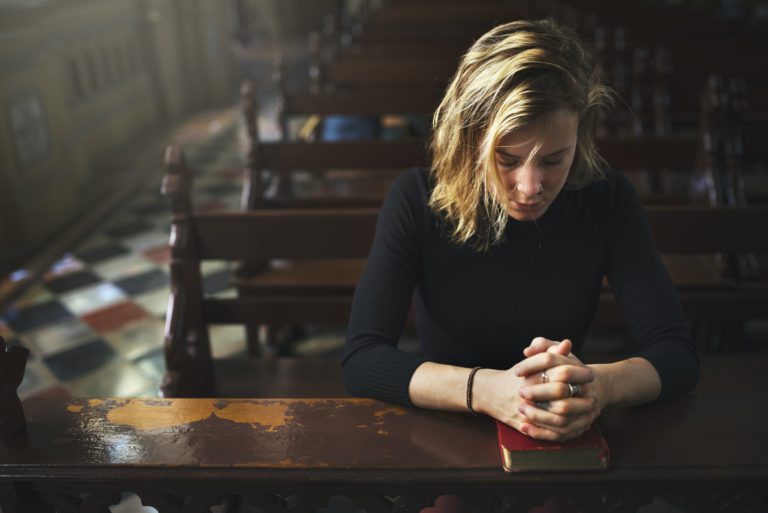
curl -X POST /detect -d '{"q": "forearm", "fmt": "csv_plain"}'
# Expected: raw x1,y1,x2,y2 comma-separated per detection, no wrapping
408,361,476,412
589,357,661,409
409,362,511,418
343,345,426,406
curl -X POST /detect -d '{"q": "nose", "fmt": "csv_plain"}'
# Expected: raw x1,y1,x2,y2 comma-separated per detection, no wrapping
514,163,543,198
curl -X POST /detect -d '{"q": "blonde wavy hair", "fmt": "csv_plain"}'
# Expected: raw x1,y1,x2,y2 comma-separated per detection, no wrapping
429,19,614,250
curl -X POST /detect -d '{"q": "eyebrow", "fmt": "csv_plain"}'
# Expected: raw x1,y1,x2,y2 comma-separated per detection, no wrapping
494,146,572,159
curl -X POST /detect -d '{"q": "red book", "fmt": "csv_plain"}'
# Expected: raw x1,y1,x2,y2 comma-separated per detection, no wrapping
496,420,610,472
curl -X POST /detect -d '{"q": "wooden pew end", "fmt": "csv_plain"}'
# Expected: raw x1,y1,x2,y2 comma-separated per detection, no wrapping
0,335,30,440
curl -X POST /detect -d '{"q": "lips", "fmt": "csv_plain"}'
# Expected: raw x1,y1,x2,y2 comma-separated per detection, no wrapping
510,200,543,210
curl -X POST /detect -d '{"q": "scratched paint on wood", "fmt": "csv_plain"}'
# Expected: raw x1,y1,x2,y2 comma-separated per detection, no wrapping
105,399,213,430
374,407,407,418
100,399,295,431
10,396,503,469
70,398,389,432
214,402,292,432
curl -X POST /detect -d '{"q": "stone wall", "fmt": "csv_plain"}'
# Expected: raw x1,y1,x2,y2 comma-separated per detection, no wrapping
0,0,237,273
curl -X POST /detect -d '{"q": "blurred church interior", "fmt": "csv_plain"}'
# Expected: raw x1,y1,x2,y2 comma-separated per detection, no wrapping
0,0,766,404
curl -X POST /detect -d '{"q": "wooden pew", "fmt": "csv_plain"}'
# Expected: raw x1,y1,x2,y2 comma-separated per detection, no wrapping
3,350,768,512
295,0,766,209
161,144,377,396
240,81,430,352
364,1,524,28
0,337,29,440
318,51,766,127
596,206,768,343
324,2,767,132
164,139,768,396
240,81,430,210
269,58,440,142
233,2,765,359
251,77,712,209
242,139,427,209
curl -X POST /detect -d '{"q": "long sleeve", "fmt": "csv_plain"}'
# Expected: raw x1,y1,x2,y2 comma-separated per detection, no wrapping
605,174,700,401
342,170,428,406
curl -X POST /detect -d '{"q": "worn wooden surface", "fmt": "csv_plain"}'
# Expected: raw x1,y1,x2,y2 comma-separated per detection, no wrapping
1,340,766,509
2,354,767,486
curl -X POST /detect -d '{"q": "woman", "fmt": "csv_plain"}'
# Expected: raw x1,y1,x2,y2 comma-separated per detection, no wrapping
342,19,699,442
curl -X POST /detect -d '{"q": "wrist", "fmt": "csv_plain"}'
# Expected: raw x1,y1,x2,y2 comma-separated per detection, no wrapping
470,368,501,416
588,364,614,410
466,366,482,414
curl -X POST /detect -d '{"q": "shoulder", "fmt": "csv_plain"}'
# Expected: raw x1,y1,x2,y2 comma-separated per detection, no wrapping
377,168,433,232
388,167,431,200
382,168,432,216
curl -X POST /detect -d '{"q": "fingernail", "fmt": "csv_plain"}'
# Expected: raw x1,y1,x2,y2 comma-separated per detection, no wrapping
521,425,529,435
518,405,525,415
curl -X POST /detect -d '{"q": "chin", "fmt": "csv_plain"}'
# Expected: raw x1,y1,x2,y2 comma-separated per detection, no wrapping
507,211,536,222
507,203,548,221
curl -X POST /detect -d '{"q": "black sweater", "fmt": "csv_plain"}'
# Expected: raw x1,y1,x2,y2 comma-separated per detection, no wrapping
342,168,700,406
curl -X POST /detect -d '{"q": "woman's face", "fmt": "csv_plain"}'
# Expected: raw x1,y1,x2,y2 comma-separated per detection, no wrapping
495,109,578,222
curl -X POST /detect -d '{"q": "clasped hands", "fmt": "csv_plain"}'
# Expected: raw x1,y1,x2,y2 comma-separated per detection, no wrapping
475,337,604,442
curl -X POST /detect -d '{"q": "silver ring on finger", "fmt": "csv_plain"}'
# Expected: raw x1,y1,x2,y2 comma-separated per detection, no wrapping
567,383,582,398
541,372,549,384
534,401,551,410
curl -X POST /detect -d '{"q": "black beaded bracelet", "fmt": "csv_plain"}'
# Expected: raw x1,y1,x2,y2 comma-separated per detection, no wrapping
466,366,482,414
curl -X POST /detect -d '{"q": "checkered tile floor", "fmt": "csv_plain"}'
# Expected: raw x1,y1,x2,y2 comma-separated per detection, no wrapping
0,102,354,400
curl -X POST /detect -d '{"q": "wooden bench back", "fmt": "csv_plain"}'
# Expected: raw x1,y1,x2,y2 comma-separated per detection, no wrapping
164,143,378,264
647,206,768,254
191,210,376,261
240,80,430,210
161,142,768,394
281,91,441,117
161,144,378,396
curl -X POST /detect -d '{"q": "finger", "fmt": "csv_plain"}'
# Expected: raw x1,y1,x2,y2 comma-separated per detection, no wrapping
520,422,561,441
519,379,593,403
522,337,557,357
532,363,594,386
519,364,587,387
522,372,551,387
520,396,597,419
520,407,597,439
531,413,595,439
520,420,593,442
547,339,572,357
513,351,580,377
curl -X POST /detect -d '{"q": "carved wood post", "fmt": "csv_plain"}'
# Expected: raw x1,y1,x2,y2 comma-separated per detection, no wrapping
160,145,214,397
0,335,29,440
238,80,268,356
266,57,294,201
240,79,264,210
271,53,288,141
